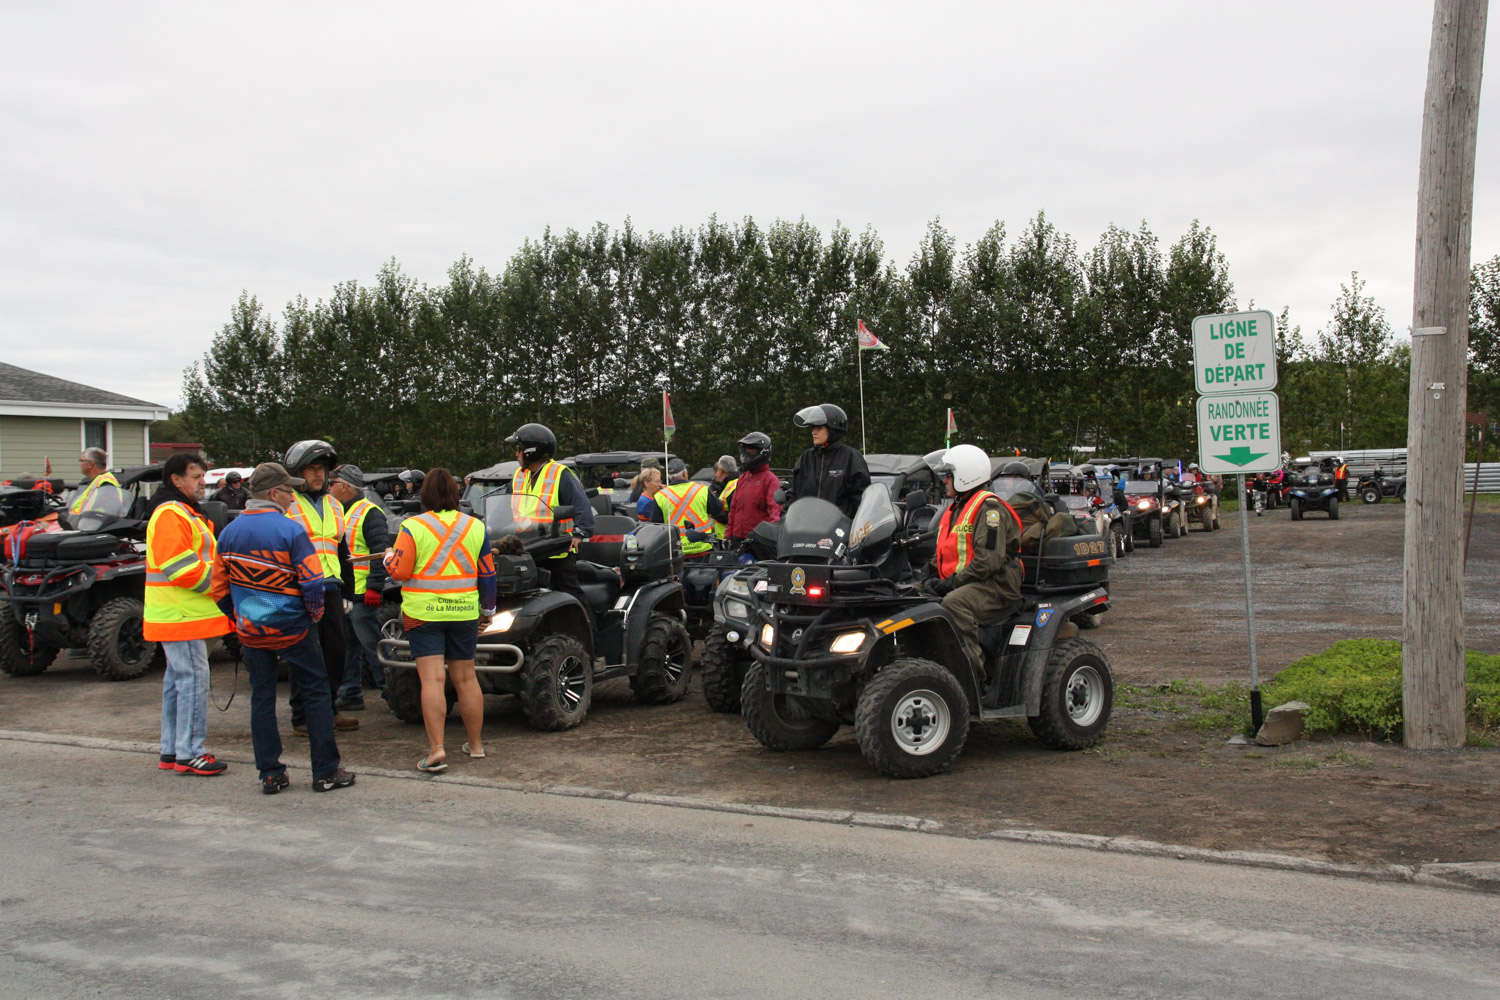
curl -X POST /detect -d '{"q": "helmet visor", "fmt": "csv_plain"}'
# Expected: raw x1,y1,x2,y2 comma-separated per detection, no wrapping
792,405,827,429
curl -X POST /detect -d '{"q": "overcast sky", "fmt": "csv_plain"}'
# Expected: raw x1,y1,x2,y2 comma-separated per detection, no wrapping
2,1,1496,410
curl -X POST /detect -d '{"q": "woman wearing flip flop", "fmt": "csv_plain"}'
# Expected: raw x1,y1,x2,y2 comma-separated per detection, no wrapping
383,468,497,772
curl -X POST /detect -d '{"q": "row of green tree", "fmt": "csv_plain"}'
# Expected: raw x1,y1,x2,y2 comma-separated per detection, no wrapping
179,214,1454,474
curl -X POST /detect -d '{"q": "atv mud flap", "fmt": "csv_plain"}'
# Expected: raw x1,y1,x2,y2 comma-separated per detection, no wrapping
377,637,525,674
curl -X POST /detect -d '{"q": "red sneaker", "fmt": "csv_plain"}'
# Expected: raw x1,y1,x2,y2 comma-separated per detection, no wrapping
175,754,227,776
158,754,176,771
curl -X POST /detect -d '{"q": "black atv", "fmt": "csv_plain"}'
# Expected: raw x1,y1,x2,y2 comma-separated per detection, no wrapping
376,496,692,731
0,466,230,680
734,484,1115,778
1180,482,1222,532
1286,466,1341,520
1358,467,1406,505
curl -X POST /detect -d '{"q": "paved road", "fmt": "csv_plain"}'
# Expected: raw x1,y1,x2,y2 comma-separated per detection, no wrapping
1,741,1496,1000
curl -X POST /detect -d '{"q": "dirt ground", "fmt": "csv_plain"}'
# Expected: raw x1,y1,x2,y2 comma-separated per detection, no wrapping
2,500,1496,867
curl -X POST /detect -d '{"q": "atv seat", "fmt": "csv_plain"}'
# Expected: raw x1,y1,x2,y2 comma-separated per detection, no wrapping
589,492,614,517
575,515,636,567
575,559,622,614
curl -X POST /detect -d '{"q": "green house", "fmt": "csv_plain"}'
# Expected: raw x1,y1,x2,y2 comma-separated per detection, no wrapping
0,362,169,480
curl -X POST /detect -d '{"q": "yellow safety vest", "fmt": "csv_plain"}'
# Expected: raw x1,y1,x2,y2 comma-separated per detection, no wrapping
144,501,230,641
287,491,344,580
70,471,121,515
712,477,738,540
399,510,486,621
514,460,574,560
657,481,714,556
343,496,378,595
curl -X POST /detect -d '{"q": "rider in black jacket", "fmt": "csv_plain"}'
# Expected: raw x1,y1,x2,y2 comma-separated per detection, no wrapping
784,403,871,519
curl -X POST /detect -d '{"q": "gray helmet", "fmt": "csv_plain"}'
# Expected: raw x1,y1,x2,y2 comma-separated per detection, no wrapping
1000,460,1032,479
792,403,849,433
284,440,338,476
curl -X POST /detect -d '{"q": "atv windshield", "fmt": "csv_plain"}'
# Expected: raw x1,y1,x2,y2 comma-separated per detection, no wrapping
847,483,897,557
989,476,1034,501
72,483,132,531
485,494,557,545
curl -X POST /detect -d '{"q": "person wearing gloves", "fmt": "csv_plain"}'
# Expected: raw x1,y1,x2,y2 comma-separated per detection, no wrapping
923,444,1023,680
382,468,497,773
212,463,354,794
328,464,390,711
145,452,232,776
784,403,870,519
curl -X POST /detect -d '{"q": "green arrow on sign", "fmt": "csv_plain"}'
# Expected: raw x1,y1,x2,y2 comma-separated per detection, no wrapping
1214,446,1268,467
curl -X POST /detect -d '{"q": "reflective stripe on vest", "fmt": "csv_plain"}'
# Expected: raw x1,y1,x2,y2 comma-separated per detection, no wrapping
712,477,738,539
657,481,710,530
144,502,222,625
287,492,344,579
70,471,121,515
936,490,1008,579
343,497,377,595
400,510,485,621
514,460,574,560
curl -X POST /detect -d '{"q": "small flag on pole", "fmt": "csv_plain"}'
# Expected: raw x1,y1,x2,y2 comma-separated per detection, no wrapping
663,391,676,443
857,319,889,351
945,408,956,448
44,455,52,476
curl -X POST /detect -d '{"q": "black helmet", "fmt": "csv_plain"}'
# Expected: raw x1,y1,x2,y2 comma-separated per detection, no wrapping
398,469,425,486
1000,460,1033,479
792,403,849,433
224,471,243,484
284,440,338,476
738,431,772,470
505,423,557,463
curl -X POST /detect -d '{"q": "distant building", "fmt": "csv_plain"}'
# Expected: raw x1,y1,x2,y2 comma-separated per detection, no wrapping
150,441,206,464
0,362,169,479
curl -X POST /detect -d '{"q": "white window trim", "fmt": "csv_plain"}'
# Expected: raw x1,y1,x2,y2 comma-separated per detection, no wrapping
78,418,112,466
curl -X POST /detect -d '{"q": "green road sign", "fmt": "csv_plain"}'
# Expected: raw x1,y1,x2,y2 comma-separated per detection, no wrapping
1196,391,1281,475
1192,309,1278,394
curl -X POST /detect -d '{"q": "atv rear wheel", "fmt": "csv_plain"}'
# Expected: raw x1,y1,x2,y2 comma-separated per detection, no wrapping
385,667,424,724
700,624,748,713
1329,496,1340,520
88,597,154,681
0,612,58,676
1147,514,1163,547
521,632,592,730
1361,485,1381,505
741,661,839,751
1289,499,1302,521
1028,638,1113,750
854,658,970,778
1109,523,1127,559
631,614,693,704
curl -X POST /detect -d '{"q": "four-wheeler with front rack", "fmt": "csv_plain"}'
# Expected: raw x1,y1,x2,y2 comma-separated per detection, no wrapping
377,494,693,731
1104,457,1184,547
0,465,230,680
730,483,1115,778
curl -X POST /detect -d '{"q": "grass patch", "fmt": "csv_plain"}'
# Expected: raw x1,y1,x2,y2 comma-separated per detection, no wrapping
1261,639,1500,739
1119,680,1252,733
1326,747,1374,769
1468,732,1498,749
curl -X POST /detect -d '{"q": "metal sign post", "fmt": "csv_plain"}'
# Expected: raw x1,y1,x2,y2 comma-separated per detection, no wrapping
1193,310,1281,736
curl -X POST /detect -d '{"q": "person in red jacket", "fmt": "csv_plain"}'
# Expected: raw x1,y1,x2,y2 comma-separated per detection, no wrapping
726,432,781,542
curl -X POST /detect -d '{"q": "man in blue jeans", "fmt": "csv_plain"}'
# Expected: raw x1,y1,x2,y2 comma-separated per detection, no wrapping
329,464,389,711
212,463,355,794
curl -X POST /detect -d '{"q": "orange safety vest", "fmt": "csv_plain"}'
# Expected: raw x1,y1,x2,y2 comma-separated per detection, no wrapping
144,501,231,641
287,491,344,580
398,510,486,621
513,459,574,559
935,490,1018,580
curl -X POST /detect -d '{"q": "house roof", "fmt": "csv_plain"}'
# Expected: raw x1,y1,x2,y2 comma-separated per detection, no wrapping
0,362,167,416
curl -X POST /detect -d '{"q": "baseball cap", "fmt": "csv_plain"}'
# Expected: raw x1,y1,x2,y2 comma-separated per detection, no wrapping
247,462,305,494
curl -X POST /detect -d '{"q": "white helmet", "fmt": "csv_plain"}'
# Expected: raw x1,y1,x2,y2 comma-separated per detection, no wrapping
934,444,991,493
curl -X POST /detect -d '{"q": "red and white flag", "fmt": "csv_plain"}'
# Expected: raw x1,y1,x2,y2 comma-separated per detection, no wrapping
663,391,676,442
44,455,52,476
857,319,889,351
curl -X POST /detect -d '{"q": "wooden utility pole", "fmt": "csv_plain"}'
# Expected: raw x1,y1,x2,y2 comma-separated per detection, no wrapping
1404,0,1488,748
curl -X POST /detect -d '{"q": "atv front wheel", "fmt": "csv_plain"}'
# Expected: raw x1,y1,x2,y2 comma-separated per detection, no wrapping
700,624,748,713
1289,499,1302,521
854,658,970,778
384,667,424,724
88,597,154,681
631,614,693,705
1148,515,1163,547
1110,523,1128,559
1329,496,1340,520
0,612,58,676
741,661,839,751
521,632,593,730
1028,638,1113,750
1361,486,1380,505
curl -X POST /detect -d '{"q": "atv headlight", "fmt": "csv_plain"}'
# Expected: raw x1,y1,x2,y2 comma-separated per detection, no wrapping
481,610,517,636
759,623,775,649
1136,500,1151,510
724,599,750,622
829,631,866,655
